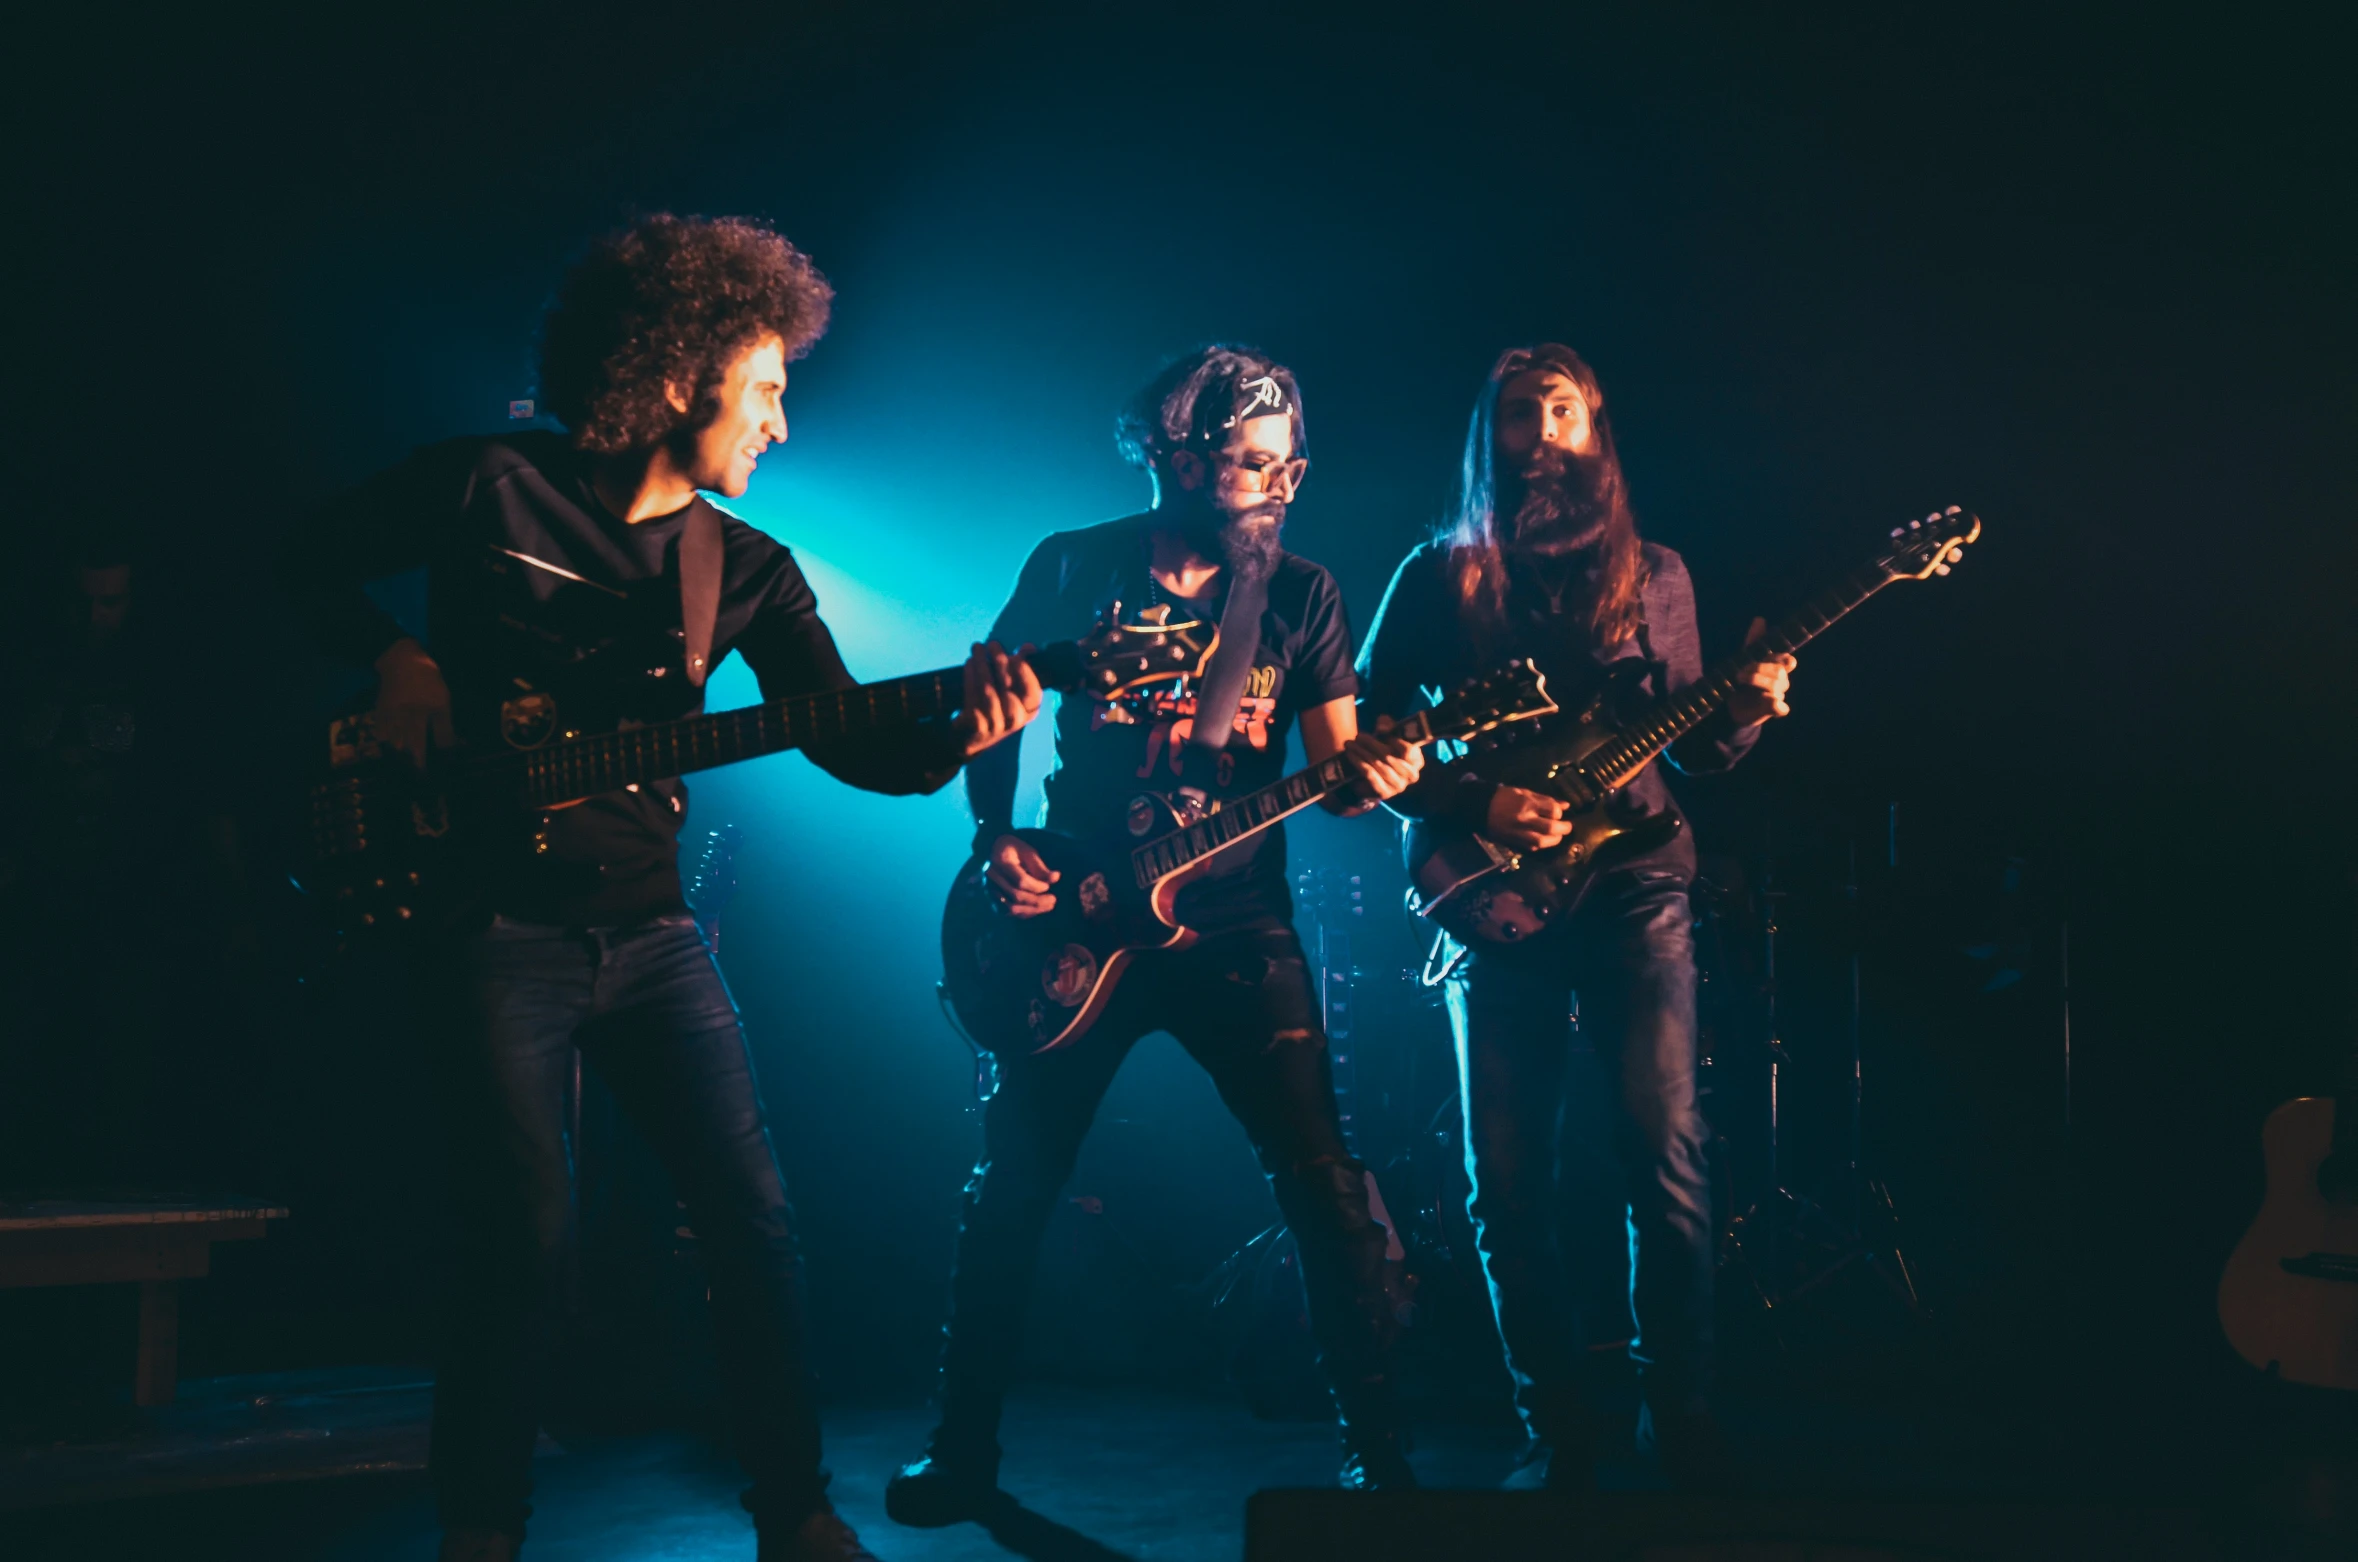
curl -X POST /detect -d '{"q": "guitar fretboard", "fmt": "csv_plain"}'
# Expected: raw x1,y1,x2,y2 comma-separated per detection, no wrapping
1584,562,1897,789
1128,709,1439,889
461,667,969,808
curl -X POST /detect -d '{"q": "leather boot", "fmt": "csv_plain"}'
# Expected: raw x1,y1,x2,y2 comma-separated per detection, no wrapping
883,1432,1001,1528
1338,1427,1418,1492
1334,1373,1417,1491
1500,1435,1597,1493
1638,1401,1736,1493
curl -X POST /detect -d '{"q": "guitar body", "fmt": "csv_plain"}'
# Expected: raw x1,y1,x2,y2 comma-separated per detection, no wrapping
1405,508,1983,946
298,709,522,941
2219,1096,2358,1390
1407,668,1682,945
940,802,1201,1056
940,660,1561,1054
295,611,1210,947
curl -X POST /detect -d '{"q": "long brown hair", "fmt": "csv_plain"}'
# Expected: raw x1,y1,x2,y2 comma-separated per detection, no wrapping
1446,343,1644,650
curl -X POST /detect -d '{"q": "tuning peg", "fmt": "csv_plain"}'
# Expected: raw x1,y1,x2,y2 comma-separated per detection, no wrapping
1890,527,1904,538
1909,519,1922,529
1934,564,1950,575
1948,547,1964,562
1944,505,1961,515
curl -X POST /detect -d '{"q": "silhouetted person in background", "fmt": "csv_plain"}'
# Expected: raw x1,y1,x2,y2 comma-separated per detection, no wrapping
0,521,262,1197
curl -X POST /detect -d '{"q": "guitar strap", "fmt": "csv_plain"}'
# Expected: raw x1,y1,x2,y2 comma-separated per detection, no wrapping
679,503,723,688
1174,563,1271,811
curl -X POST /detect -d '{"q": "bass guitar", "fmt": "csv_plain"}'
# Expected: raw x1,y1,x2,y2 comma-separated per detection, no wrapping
299,607,1213,943
1408,507,1981,944
942,661,1557,1055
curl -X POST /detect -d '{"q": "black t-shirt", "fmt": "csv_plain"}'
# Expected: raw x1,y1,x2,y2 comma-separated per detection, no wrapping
281,432,963,926
967,514,1358,933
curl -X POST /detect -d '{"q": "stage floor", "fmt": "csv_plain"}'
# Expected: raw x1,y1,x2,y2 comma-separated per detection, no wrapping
10,1377,2357,1559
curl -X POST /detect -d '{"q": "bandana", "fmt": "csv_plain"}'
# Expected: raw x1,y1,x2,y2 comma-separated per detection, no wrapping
1186,370,1295,448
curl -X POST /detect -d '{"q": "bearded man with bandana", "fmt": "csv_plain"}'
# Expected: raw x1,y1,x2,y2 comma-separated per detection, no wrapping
1355,344,1797,1494
887,347,1426,1523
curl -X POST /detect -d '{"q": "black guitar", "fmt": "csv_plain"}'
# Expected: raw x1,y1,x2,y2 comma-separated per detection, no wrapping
299,607,1213,942
1407,507,1981,944
941,661,1557,1055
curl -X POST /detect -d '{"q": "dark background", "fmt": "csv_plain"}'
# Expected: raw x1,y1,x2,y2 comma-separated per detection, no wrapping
9,0,2353,1416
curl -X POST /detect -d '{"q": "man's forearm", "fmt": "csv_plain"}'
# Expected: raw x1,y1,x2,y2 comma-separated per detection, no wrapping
964,722,1022,842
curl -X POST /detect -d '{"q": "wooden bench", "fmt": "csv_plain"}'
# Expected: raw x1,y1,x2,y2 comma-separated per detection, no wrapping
0,1199,288,1407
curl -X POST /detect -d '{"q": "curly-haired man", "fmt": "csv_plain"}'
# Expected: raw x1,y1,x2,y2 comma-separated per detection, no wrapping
282,214,1039,1562
883,347,1425,1526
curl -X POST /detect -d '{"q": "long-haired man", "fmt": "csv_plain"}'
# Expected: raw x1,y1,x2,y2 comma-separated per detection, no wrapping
282,214,1039,1561
1356,343,1796,1491
885,346,1425,1526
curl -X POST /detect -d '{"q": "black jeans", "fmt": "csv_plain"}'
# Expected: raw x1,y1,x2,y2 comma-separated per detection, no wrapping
1444,870,1714,1442
931,923,1396,1459
428,913,823,1539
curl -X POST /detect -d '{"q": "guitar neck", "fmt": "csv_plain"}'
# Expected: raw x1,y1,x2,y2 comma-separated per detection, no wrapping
1129,709,1439,887
474,665,970,809
1584,561,1898,789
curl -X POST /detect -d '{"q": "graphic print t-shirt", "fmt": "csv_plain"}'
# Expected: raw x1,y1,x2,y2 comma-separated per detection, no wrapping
982,514,1358,934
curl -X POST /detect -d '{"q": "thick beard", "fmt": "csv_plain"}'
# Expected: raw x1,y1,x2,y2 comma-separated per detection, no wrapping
1183,499,1287,583
1499,450,1610,556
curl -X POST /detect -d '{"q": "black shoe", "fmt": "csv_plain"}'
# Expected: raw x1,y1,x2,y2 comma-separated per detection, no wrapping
1338,1433,1418,1492
884,1451,1000,1528
1501,1439,1597,1494
759,1507,880,1562
1641,1404,1735,1493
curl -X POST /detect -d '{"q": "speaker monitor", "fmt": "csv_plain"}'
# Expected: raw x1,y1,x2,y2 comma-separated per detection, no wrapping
1243,1490,2224,1561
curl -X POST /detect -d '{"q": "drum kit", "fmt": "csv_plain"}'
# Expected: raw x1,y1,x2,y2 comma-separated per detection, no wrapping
1199,804,1949,1405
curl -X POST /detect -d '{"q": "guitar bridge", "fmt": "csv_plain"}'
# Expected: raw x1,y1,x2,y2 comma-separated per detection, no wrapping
2279,1252,2358,1284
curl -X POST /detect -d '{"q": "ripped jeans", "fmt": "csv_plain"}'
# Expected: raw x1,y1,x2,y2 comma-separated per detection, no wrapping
929,922,1396,1458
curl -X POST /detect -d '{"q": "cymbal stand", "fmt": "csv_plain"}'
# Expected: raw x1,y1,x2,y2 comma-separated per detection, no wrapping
1723,822,1926,1331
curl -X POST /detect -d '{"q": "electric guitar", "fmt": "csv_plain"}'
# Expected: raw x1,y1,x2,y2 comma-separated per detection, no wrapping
941,661,1557,1055
1407,507,1981,944
299,607,1213,943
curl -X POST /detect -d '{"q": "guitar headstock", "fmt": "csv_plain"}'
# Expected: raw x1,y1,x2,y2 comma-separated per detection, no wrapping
1419,659,1558,742
1878,506,1982,582
1041,602,1219,701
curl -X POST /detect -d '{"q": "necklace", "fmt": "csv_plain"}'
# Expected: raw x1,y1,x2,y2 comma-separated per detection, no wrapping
1528,553,1579,616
